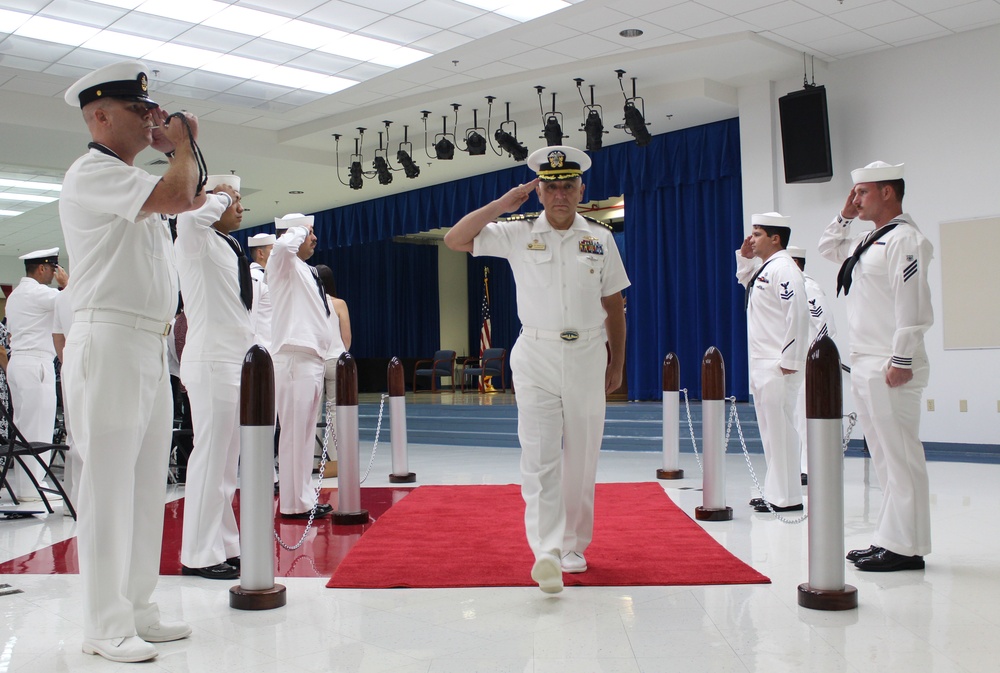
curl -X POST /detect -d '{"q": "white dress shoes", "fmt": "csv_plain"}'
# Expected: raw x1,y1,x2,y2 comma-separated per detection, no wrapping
82,636,157,663
137,619,192,643
560,551,587,573
530,553,564,594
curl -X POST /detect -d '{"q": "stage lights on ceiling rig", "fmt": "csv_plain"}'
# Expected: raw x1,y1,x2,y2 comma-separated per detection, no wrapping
616,70,652,147
396,124,420,179
536,86,566,147
459,105,487,156
576,78,607,152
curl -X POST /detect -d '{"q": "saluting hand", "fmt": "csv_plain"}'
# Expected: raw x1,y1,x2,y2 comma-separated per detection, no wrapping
841,187,860,220
497,178,540,214
740,234,754,259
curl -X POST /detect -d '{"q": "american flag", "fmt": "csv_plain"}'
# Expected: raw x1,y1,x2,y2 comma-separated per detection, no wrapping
478,267,494,392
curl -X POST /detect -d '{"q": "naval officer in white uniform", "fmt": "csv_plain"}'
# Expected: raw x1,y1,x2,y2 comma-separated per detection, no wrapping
819,161,933,572
60,59,206,663
175,175,251,580
4,248,67,498
445,146,629,594
736,213,809,513
269,214,334,519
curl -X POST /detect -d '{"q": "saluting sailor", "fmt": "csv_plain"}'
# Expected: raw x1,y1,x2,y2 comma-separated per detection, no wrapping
818,161,934,572
736,213,809,513
247,232,276,350
175,175,251,581
445,146,629,594
4,247,68,499
60,59,205,663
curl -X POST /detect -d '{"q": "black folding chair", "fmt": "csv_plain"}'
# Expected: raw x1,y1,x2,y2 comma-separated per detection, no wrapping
0,375,76,519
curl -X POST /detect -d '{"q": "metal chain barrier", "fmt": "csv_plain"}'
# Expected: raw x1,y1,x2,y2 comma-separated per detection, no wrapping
842,412,858,452
273,394,389,551
680,389,703,473
728,396,808,524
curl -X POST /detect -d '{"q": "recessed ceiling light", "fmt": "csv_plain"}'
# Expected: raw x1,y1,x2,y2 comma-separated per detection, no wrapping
619,28,644,38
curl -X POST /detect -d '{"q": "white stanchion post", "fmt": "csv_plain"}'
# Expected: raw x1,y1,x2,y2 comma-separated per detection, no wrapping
798,336,858,610
658,352,683,479
230,345,286,610
695,347,733,521
387,357,415,483
332,352,369,526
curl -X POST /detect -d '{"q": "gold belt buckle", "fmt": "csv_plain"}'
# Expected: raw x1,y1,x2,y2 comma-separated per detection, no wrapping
559,330,579,342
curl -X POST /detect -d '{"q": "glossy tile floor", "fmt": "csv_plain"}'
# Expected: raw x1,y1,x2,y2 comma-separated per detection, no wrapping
3,437,1000,672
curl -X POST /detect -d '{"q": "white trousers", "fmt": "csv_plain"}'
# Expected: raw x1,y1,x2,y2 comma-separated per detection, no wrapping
510,333,607,560
6,351,56,494
274,349,324,515
63,322,172,639
179,359,242,568
795,387,808,475
60,378,82,506
749,359,803,507
851,353,931,557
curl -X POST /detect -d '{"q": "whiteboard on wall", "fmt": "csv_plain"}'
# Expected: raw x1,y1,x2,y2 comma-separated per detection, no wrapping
939,216,1000,349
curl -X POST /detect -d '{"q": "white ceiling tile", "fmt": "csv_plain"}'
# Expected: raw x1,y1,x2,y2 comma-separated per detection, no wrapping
142,64,197,85
0,35,74,62
155,81,216,100
772,16,855,44
635,32,695,49
928,0,1000,30
698,0,785,14
544,33,622,59
273,88,326,105
865,15,953,43
398,0,486,29
738,1,822,31
38,0,126,27
174,69,245,91
499,46,577,69
107,13,190,41
173,25,255,52
226,79,295,101
231,38,311,65
210,91,269,108
253,99,298,114
553,6,632,32
199,108,264,125
611,0,687,20
757,29,813,54
410,29,474,52
808,29,887,57
0,73,64,95
41,61,94,80
0,0,52,13
53,48,123,72
582,20,676,48
508,22,581,46
643,2,728,32
241,116,290,130
285,50,361,75
336,61,393,81
450,13,518,38
461,59,525,80
239,0,329,16
683,17,760,39
302,1,388,31
895,0,976,13
361,15,440,44
342,0,422,11
834,1,918,30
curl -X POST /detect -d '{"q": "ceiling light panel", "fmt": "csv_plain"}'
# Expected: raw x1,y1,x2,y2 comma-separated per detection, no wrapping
132,0,227,23
202,4,291,37
14,15,101,46
263,20,349,50
82,30,165,58
495,0,569,22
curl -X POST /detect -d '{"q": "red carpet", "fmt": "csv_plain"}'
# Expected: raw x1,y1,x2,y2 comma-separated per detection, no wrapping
327,482,770,589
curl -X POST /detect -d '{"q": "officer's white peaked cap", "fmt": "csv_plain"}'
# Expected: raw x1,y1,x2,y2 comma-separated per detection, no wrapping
64,60,158,109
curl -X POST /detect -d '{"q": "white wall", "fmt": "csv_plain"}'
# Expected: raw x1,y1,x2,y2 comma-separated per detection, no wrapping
437,243,470,358
740,24,1000,446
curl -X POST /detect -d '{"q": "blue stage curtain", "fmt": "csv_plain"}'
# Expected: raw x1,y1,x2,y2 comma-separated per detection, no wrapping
309,240,440,359
233,118,746,400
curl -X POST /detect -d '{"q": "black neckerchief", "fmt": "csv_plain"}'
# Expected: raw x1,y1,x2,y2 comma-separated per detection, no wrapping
310,266,331,317
744,258,774,310
214,231,253,312
836,219,904,296
87,141,122,161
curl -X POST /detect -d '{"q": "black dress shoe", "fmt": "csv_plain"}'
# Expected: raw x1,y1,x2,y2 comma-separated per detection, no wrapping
226,556,240,568
181,562,240,580
281,503,333,519
800,473,808,486
753,501,804,513
749,497,766,507
854,549,924,572
846,545,884,562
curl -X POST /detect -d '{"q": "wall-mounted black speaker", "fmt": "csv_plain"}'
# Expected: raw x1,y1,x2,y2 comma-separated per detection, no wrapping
778,85,833,184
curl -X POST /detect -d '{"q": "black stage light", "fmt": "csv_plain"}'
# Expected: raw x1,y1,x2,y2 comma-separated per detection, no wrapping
584,109,604,151
397,148,420,178
495,128,528,161
434,136,455,160
543,114,564,146
623,101,652,146
466,130,487,155
349,160,363,189
373,155,392,185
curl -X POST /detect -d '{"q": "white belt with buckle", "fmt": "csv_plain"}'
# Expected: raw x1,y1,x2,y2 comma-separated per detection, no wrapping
520,326,604,342
74,309,172,336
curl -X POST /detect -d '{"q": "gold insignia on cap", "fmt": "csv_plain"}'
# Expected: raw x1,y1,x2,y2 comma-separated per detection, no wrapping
140,74,147,91
547,150,566,168
96,90,102,97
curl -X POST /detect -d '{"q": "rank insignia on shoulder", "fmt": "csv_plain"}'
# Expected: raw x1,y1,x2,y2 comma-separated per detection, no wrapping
578,236,604,255
527,239,546,250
